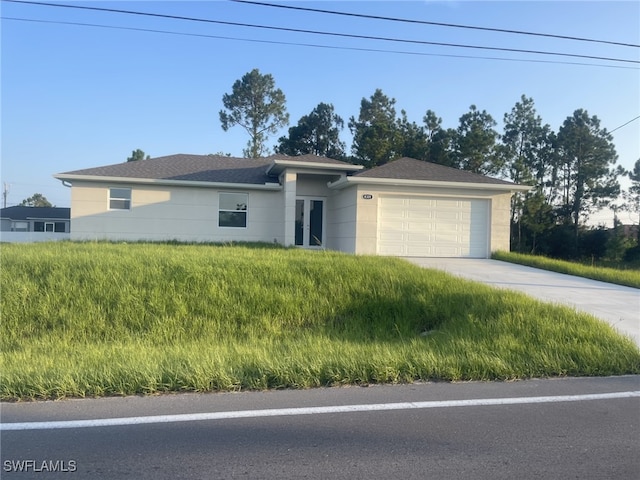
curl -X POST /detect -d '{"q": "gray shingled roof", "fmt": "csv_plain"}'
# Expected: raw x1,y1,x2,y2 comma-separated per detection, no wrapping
355,157,516,185
58,154,357,185
57,154,517,187
59,154,274,184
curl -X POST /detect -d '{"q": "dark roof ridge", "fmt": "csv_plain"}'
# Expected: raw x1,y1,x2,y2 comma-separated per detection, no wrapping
355,157,516,185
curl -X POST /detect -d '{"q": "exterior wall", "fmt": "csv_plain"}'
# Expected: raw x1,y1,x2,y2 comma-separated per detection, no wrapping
282,172,297,246
347,184,513,257
0,218,70,233
66,177,513,255
0,218,11,231
30,219,70,233
326,187,357,253
289,173,347,249
70,181,284,243
295,174,334,197
489,192,512,253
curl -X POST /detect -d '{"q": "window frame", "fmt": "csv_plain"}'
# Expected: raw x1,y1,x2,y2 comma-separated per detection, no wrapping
109,187,132,211
11,221,28,232
218,192,248,229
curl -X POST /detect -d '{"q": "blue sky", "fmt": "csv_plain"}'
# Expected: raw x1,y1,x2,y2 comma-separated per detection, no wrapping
2,1,639,225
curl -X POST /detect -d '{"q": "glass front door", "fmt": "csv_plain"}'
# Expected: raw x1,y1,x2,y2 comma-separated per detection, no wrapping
295,197,325,247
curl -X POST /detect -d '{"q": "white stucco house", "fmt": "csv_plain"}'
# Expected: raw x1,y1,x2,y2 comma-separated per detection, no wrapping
54,154,530,258
0,206,71,242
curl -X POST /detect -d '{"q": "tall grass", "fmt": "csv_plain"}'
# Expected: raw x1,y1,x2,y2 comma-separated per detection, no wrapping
492,251,640,289
1,242,638,400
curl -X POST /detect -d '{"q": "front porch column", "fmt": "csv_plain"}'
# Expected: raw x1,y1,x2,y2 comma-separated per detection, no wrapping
283,171,297,246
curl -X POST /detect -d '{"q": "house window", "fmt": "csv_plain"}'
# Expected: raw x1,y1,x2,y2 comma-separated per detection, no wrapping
35,222,55,232
34,221,65,232
11,221,28,232
109,188,131,210
219,193,247,228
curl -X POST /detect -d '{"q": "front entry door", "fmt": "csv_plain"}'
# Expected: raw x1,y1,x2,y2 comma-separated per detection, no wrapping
295,197,325,247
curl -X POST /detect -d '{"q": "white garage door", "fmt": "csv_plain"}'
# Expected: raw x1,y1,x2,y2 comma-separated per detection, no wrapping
377,196,489,258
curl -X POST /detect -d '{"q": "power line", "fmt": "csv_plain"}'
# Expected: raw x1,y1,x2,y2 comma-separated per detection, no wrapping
3,0,639,65
4,17,638,71
231,0,640,49
610,116,640,134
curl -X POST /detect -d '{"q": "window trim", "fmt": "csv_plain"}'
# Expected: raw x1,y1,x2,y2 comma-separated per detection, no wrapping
11,221,28,232
218,192,248,229
109,187,132,211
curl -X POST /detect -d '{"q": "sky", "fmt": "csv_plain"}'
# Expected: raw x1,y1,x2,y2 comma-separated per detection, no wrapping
2,0,639,226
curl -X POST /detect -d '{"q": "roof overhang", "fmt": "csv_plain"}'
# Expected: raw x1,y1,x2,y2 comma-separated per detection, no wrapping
53,174,283,191
1,216,69,221
327,176,533,192
266,159,364,176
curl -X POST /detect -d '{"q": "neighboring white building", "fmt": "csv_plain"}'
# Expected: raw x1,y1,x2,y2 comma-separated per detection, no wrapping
0,206,70,243
53,154,530,258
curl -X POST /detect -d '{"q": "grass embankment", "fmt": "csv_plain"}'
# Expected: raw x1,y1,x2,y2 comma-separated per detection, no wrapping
2,242,639,401
492,251,640,289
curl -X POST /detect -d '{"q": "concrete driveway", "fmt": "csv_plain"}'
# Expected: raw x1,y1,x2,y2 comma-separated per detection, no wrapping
404,258,640,348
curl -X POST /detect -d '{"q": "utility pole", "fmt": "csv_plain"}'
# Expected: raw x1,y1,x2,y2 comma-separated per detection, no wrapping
2,183,9,208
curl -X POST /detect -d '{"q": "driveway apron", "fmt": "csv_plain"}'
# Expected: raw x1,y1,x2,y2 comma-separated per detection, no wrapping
404,258,640,349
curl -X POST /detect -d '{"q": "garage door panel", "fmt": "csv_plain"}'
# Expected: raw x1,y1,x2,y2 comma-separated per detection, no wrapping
379,231,406,242
407,210,435,221
434,211,461,222
379,219,405,229
381,198,407,208
434,224,461,234
433,246,464,257
378,196,489,258
406,221,434,231
406,245,435,256
406,233,434,243
434,232,464,243
433,199,458,208
378,244,406,255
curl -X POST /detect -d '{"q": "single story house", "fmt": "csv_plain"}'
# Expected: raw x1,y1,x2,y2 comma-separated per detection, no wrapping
0,206,71,233
54,154,530,258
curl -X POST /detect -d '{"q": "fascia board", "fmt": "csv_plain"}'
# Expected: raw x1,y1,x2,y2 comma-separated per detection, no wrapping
327,176,532,192
284,167,352,177
53,174,283,191
266,160,363,176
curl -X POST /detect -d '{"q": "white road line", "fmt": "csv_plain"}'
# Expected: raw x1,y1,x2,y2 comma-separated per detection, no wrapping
2,391,639,431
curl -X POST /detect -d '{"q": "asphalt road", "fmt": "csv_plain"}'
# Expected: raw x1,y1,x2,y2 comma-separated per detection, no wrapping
2,376,639,479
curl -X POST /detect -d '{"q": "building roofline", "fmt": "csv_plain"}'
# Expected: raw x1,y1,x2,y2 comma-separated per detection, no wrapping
327,176,533,192
53,174,283,190
266,159,363,176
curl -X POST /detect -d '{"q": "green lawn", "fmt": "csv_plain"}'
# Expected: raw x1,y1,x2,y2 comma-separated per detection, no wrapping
492,251,640,289
1,242,638,400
